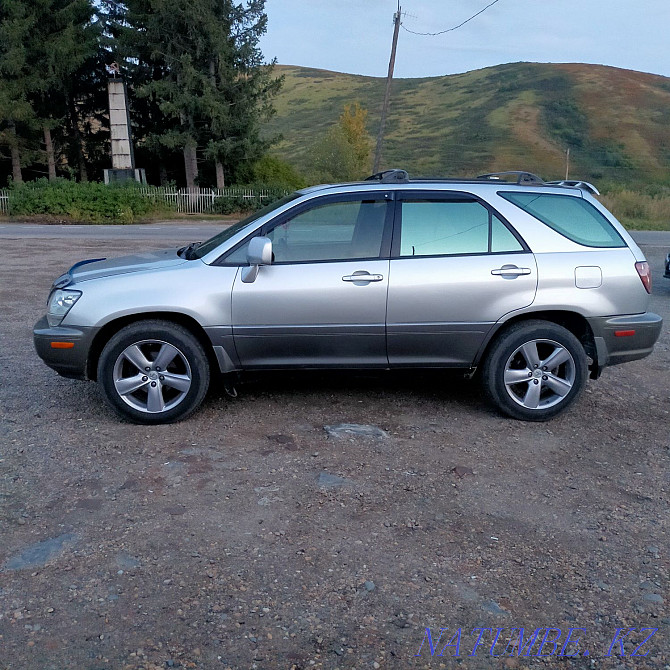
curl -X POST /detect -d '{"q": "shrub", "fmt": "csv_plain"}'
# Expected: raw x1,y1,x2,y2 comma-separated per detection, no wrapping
8,179,158,223
208,186,290,215
249,155,307,190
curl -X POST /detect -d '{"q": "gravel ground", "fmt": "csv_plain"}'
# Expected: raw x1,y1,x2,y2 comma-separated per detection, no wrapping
0,235,668,670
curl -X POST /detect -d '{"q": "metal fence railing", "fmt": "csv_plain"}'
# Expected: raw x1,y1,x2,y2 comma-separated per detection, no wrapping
0,189,9,215
138,186,287,214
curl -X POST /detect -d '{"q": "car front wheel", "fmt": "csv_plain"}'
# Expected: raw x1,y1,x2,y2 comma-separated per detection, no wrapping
482,320,587,421
97,320,210,424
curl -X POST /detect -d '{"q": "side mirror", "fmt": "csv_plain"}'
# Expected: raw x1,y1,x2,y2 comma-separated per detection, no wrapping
241,236,272,283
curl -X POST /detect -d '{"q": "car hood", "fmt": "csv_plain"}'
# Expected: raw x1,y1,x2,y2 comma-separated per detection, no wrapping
61,249,188,285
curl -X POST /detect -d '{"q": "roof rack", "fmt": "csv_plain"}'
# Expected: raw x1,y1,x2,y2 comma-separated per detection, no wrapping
545,179,600,195
361,168,599,193
365,169,410,184
477,171,544,185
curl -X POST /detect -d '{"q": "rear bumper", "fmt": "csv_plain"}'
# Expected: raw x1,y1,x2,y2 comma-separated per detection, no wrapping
587,312,663,372
33,316,97,380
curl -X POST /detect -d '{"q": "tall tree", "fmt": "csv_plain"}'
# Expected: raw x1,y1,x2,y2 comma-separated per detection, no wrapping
311,103,373,183
115,0,281,188
339,102,372,176
201,1,282,187
0,0,100,182
0,1,37,182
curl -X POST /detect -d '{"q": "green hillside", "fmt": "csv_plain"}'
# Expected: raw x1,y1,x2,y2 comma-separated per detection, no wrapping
266,62,670,189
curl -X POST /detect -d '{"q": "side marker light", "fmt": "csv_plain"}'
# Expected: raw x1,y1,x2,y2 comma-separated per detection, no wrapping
51,342,75,349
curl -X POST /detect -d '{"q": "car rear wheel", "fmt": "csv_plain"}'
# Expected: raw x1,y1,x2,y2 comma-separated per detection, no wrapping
97,320,210,424
482,320,587,421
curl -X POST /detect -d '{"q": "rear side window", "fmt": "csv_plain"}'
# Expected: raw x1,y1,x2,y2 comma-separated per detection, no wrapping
491,215,524,253
499,192,625,248
400,201,488,256
398,199,524,257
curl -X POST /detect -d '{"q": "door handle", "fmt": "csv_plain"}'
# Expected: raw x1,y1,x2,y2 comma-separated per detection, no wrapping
342,273,384,283
491,266,531,277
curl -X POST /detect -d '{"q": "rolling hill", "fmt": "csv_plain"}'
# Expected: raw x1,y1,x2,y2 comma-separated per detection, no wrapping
266,62,670,188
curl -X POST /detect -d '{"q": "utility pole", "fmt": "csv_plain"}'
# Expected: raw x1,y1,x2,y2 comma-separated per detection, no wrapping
565,148,570,180
373,3,402,173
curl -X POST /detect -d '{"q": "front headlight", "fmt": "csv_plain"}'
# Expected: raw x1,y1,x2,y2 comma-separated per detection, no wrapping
47,289,82,327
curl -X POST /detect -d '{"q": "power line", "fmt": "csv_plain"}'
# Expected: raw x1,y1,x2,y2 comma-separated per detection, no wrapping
401,0,503,37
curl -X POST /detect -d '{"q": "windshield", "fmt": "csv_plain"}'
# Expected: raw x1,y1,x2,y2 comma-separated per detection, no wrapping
193,193,300,259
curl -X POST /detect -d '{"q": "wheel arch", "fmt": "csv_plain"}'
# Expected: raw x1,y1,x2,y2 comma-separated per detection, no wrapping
87,312,218,381
475,310,597,374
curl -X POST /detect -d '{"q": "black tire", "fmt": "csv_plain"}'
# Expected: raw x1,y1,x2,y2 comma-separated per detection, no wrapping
482,320,588,422
97,320,210,424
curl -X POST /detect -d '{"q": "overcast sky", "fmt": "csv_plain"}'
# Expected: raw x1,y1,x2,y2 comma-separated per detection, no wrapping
259,0,670,79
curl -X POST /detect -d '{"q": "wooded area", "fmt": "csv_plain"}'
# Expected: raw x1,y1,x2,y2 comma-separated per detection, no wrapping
0,0,284,188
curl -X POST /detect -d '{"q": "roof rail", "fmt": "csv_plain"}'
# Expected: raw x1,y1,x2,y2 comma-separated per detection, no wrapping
359,169,600,193
477,171,544,185
545,180,600,195
365,169,410,184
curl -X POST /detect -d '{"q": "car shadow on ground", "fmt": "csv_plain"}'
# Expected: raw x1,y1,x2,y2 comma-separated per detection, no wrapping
207,368,488,412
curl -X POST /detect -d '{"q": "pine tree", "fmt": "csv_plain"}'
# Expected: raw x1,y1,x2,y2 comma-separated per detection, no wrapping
0,0,37,182
201,0,282,187
0,0,100,182
116,0,281,187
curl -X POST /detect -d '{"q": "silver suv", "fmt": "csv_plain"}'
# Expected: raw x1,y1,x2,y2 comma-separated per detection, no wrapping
34,170,662,424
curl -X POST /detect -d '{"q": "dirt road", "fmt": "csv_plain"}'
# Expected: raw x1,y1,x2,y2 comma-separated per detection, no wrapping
0,234,668,669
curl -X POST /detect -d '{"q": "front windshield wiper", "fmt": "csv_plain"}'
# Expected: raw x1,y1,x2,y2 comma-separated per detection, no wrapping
178,241,201,260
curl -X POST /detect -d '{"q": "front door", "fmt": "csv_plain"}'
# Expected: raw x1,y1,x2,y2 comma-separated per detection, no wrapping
231,193,393,368
387,193,538,366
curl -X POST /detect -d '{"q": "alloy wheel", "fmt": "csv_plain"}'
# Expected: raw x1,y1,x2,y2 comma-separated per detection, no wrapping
112,339,192,414
503,338,576,410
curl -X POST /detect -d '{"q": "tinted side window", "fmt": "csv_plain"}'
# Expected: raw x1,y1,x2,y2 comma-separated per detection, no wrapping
399,200,489,256
491,214,524,252
499,192,625,248
268,200,388,263
197,193,299,259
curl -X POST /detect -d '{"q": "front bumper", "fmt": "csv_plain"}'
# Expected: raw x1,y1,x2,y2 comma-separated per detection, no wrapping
33,316,98,380
587,312,663,375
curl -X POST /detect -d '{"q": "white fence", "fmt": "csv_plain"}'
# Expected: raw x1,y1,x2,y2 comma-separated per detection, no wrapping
0,189,8,215
139,186,286,214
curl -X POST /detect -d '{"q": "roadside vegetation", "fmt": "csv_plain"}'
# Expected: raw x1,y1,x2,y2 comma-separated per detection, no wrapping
599,187,670,231
2,178,292,223
6,179,155,223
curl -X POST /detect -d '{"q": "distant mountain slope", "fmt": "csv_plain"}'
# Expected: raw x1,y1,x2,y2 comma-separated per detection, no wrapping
266,63,670,186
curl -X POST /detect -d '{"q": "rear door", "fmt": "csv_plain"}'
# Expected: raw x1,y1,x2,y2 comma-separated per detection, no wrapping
386,192,537,366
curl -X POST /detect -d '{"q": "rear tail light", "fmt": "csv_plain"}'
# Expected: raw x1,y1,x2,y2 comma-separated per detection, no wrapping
635,261,652,294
